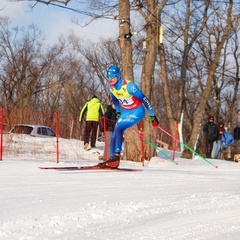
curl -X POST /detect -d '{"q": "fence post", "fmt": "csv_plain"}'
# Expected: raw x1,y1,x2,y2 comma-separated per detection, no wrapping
139,121,144,166
103,117,107,161
0,107,4,161
55,112,59,163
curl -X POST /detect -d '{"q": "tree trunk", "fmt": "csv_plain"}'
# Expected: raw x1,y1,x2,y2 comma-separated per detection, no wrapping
157,43,176,141
141,0,159,159
118,0,138,161
118,0,133,79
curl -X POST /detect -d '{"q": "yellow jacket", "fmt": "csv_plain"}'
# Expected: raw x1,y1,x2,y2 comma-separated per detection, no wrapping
79,97,104,122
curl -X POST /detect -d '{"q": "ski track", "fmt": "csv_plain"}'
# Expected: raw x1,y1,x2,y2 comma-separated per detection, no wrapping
1,160,240,240
1,195,240,240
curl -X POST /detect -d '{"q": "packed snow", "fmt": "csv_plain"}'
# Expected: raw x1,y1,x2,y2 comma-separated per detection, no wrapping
1,136,240,240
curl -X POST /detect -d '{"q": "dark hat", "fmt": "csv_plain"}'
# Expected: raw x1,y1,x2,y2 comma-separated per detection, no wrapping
208,116,214,120
92,95,98,99
218,121,224,126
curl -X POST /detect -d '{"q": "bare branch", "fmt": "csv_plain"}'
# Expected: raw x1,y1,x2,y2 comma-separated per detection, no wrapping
10,0,71,5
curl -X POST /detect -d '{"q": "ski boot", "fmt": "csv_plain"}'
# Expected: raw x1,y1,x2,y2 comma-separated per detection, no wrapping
97,153,120,168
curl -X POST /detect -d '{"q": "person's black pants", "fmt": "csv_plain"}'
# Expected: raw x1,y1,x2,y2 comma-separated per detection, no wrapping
205,138,214,158
84,121,99,147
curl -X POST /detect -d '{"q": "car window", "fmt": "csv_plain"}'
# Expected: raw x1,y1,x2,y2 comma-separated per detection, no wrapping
46,128,56,137
11,126,33,134
37,127,47,136
37,127,56,137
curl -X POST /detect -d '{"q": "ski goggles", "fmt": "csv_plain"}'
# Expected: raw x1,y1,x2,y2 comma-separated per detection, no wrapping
107,72,117,79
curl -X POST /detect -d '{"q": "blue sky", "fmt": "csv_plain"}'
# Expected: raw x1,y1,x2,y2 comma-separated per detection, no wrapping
1,0,119,44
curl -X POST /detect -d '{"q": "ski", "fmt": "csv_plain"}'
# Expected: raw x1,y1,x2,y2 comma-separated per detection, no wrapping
38,165,142,172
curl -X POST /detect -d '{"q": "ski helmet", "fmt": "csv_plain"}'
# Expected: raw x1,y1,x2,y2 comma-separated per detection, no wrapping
106,65,120,79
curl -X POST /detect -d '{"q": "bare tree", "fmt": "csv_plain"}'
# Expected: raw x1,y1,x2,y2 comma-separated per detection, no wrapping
221,16,240,130
0,18,45,110
181,1,234,158
9,0,71,4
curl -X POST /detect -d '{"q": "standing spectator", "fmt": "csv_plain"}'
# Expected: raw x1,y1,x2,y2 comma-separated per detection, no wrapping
79,95,104,150
99,104,117,161
211,121,225,159
233,126,240,140
203,116,218,158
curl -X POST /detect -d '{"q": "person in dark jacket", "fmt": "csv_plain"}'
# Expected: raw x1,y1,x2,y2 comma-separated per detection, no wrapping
99,104,117,161
233,127,240,140
203,116,218,158
211,121,225,159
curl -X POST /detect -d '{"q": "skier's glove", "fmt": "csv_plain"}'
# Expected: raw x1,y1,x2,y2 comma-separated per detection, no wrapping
116,112,121,119
150,115,159,127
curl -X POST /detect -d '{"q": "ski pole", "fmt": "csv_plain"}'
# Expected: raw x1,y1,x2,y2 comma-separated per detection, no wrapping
145,138,178,165
131,128,178,165
157,125,218,168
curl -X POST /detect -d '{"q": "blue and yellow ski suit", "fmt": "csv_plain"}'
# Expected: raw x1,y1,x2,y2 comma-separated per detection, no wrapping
109,78,155,156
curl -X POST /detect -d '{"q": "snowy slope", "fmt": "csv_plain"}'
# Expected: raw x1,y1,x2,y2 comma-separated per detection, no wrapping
1,137,240,240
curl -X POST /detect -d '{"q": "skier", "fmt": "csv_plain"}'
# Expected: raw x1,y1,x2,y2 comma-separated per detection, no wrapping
98,65,159,168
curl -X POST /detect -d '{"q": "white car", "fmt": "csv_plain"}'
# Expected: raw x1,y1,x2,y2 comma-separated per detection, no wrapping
9,124,56,138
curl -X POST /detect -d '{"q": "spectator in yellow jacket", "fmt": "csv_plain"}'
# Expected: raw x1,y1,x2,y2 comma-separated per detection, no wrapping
79,96,104,150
